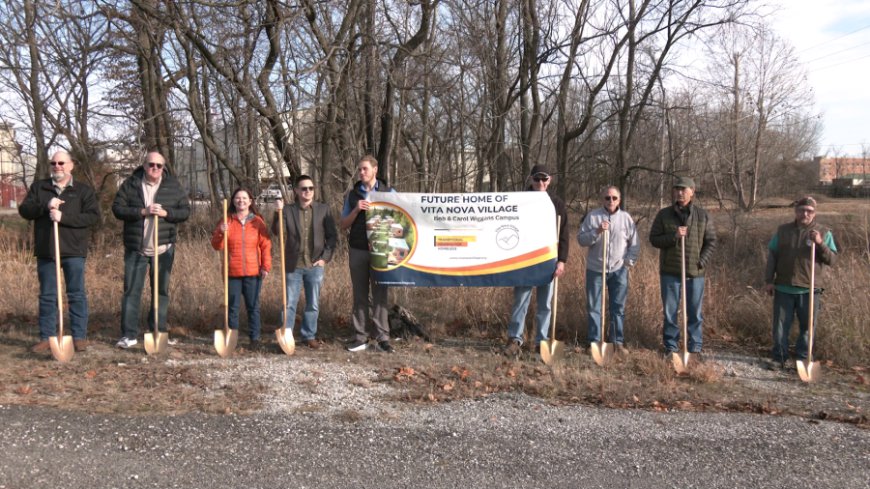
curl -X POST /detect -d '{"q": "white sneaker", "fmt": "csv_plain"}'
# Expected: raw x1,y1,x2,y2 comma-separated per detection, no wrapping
115,337,138,349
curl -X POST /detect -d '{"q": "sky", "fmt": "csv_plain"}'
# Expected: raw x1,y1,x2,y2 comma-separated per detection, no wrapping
770,0,870,156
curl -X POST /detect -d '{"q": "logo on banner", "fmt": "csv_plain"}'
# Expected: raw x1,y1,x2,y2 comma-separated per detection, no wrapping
495,225,520,250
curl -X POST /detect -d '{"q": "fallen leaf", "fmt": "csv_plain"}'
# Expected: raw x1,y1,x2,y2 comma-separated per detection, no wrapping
506,369,516,378
15,385,32,395
442,382,454,392
85,370,97,379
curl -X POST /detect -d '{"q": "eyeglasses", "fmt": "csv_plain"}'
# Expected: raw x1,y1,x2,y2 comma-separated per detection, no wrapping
147,162,164,169
532,175,550,182
797,208,815,215
49,161,67,167
604,196,619,201
297,186,314,192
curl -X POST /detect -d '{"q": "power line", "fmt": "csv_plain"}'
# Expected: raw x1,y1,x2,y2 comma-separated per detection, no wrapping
806,52,870,73
798,23,870,53
804,39,870,64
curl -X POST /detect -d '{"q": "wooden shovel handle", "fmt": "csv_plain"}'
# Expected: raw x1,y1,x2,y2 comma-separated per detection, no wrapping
53,221,64,337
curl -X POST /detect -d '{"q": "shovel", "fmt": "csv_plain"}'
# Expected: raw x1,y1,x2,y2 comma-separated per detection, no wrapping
144,214,169,355
797,241,821,382
214,199,238,357
591,228,614,366
671,235,691,373
275,203,295,356
540,217,563,365
49,221,74,362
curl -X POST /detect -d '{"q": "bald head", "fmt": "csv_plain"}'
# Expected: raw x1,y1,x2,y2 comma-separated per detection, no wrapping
49,151,74,185
144,151,166,183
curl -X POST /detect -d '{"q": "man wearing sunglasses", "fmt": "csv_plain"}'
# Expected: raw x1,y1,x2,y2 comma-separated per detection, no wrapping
577,186,639,354
111,151,190,349
273,175,337,349
503,164,569,356
763,196,837,370
19,151,100,354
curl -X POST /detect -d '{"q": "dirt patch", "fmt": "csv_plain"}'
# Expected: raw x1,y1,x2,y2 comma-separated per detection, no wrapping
2,323,866,427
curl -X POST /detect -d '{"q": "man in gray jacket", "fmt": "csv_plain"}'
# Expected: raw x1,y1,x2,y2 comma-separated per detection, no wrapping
577,186,639,353
273,175,337,348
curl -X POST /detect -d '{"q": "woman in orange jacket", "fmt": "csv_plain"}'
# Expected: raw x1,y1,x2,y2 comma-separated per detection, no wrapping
211,188,272,347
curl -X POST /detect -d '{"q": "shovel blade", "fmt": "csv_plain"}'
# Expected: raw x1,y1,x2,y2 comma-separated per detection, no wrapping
276,327,295,356
214,329,238,357
144,332,169,355
539,339,563,365
796,360,821,383
49,335,74,363
672,351,691,374
591,342,613,366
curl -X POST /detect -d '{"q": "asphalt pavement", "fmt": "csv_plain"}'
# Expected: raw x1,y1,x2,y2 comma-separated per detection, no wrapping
1,394,867,489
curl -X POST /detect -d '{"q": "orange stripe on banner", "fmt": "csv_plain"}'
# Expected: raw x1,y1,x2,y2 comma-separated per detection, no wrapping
404,245,556,276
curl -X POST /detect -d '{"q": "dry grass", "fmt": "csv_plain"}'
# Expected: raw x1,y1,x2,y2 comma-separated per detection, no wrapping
0,198,868,422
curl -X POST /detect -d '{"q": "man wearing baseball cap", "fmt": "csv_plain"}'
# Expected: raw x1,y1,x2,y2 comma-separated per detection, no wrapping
503,164,569,356
649,176,717,360
763,196,837,369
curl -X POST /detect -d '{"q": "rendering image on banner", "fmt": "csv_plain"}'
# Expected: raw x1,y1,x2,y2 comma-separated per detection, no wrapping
366,203,418,271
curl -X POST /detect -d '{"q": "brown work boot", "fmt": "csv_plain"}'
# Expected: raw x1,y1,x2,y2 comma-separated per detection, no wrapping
74,339,90,352
303,338,322,349
503,339,522,357
30,340,51,354
615,344,630,356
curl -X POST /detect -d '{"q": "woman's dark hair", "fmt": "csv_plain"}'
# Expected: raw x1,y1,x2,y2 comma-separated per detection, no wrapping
227,188,260,216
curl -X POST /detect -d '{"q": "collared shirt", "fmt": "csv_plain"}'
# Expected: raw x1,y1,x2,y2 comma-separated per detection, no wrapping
341,180,382,218
296,205,314,268
52,176,74,195
141,177,169,257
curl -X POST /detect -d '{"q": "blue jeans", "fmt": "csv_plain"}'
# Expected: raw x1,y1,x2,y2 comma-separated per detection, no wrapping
660,274,704,353
585,266,628,344
36,257,88,340
120,247,175,338
771,290,818,362
284,265,325,341
508,282,553,345
229,276,263,340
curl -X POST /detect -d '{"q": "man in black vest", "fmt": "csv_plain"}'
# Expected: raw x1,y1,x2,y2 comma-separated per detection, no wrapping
340,155,395,353
763,196,837,369
19,151,100,353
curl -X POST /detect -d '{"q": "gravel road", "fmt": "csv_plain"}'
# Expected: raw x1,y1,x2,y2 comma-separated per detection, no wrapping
1,394,867,489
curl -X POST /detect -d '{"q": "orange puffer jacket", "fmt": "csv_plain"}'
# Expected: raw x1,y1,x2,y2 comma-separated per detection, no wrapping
211,213,272,277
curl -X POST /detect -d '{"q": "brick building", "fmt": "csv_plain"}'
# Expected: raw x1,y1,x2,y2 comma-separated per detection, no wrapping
813,156,870,184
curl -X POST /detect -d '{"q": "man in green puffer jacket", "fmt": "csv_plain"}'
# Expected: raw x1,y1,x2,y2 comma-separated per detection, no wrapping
649,177,717,358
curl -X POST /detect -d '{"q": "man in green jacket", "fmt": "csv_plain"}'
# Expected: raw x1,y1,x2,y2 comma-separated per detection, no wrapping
763,196,836,369
649,177,717,358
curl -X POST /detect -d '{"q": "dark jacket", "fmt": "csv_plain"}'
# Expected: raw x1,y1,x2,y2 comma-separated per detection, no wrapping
272,202,338,273
649,202,716,277
18,178,100,259
550,194,570,263
111,166,190,252
344,179,393,250
765,221,836,290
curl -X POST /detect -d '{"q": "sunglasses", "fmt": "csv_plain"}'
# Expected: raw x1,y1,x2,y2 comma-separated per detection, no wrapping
297,186,314,192
532,175,550,182
604,196,619,201
147,162,164,169
50,161,67,167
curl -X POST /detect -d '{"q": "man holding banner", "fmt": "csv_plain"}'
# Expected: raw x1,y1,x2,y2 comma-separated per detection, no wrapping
340,155,396,353
504,165,569,356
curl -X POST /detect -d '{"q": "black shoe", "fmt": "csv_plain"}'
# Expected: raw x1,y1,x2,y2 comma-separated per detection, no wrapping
249,338,261,351
377,341,395,353
346,340,368,352
503,339,522,357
